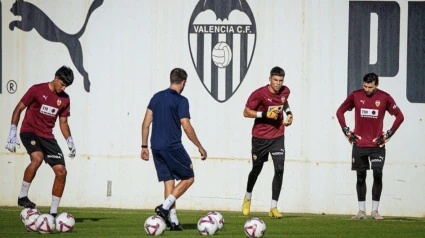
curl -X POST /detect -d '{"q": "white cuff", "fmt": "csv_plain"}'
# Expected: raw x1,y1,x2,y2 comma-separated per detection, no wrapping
256,111,263,118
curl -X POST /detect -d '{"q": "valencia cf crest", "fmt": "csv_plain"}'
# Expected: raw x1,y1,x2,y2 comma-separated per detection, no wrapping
57,99,62,106
281,96,286,104
188,0,257,102
375,100,380,107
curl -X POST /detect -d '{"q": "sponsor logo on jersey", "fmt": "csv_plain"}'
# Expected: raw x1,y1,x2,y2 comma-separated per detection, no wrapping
40,104,59,117
360,108,379,118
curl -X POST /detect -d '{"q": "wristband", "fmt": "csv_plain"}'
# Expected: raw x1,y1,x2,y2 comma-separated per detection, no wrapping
141,145,148,148
256,111,263,118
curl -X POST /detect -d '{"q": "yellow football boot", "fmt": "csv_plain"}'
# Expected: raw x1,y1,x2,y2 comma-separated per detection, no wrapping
268,207,283,218
242,198,251,216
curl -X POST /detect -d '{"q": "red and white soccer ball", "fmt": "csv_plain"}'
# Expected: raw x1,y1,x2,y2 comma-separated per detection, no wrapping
244,217,266,238
55,212,75,232
206,211,224,230
24,213,40,232
35,214,56,234
20,208,40,224
144,215,166,236
197,215,219,235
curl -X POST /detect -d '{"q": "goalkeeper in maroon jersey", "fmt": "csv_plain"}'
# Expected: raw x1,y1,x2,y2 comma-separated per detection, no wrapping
242,66,293,218
336,73,404,220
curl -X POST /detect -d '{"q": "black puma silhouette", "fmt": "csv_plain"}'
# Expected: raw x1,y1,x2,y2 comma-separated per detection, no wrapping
9,0,103,92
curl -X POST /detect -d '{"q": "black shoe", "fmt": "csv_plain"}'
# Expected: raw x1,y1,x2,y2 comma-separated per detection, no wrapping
170,222,184,231
50,213,57,218
154,205,171,227
17,196,36,208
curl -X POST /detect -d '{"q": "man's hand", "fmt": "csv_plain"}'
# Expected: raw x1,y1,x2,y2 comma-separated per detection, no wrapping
283,114,293,126
199,147,207,160
141,148,149,161
342,126,361,145
373,130,393,147
66,137,76,159
5,125,20,153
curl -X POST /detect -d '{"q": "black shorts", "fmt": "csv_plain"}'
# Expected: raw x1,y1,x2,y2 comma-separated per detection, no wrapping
20,132,65,166
251,135,285,165
351,145,385,170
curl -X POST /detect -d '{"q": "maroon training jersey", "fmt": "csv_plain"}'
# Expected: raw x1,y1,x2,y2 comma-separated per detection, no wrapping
245,85,290,139
336,89,403,147
20,83,71,139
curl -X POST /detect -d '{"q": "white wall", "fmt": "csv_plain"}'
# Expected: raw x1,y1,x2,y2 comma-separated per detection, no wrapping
0,0,424,217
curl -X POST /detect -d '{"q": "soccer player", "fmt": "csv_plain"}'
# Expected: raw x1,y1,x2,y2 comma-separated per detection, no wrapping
242,66,293,218
5,66,76,217
141,68,207,230
336,73,404,220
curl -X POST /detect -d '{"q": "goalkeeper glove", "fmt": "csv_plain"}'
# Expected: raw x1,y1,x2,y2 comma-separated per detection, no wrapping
5,125,20,153
66,137,76,159
374,130,393,147
342,126,361,144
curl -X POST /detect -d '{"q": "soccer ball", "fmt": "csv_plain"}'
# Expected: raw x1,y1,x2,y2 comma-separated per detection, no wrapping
35,214,56,234
24,213,40,232
20,208,40,224
206,211,224,230
55,212,75,232
197,215,219,235
244,217,266,238
144,215,166,236
212,42,232,68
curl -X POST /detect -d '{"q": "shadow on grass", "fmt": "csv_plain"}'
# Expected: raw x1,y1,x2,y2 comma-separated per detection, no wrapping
75,218,107,222
180,223,197,230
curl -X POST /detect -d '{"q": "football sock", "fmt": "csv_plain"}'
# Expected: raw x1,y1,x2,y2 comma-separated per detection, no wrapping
272,159,285,200
162,195,176,210
170,208,179,224
247,163,264,193
372,200,379,211
358,201,366,212
270,200,278,209
19,181,31,198
50,196,61,214
245,192,252,199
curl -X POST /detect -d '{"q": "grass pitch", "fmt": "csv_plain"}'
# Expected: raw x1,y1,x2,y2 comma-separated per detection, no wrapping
0,207,423,237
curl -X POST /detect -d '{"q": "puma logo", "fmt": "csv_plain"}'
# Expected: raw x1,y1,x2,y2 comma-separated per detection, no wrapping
9,0,104,92
360,100,365,104
42,95,47,100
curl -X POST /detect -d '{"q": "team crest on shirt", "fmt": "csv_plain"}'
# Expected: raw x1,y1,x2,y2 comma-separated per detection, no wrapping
57,99,62,106
352,158,355,164
31,140,36,146
253,154,257,160
281,96,286,104
190,164,193,170
375,100,380,107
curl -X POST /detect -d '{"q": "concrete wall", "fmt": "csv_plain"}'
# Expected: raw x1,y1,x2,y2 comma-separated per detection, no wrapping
0,0,424,217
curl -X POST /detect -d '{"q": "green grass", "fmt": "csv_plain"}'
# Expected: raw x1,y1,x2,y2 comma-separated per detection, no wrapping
0,207,424,237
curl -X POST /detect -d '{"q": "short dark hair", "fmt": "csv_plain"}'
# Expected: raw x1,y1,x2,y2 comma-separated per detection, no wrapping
55,66,74,86
270,66,285,77
170,68,187,84
363,73,379,85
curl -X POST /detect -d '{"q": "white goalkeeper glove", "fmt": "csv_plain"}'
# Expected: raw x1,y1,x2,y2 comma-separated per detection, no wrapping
5,125,20,153
66,136,76,159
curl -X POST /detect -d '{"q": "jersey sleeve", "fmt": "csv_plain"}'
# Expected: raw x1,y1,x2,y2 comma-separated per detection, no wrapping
385,95,401,115
245,90,262,110
60,100,71,117
20,86,37,106
178,97,191,119
336,93,355,128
